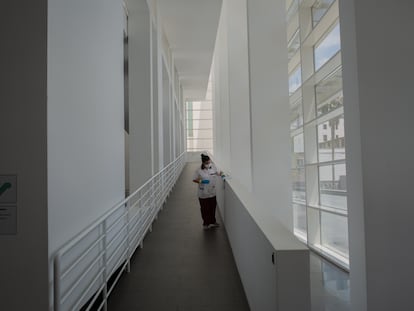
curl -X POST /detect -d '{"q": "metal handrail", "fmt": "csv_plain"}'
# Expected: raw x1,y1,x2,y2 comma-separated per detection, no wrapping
53,152,186,311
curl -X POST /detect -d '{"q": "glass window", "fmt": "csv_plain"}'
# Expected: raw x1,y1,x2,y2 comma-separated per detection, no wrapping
186,101,213,153
191,110,213,120
314,23,341,71
312,0,335,27
319,164,347,210
333,115,345,160
292,133,305,167
292,168,306,202
287,30,301,61
334,163,347,191
290,99,303,130
286,0,299,23
189,101,212,110
318,121,333,162
187,129,213,139
186,102,193,137
317,115,345,162
191,119,212,129
289,66,302,95
319,165,333,189
293,203,307,238
286,0,348,267
321,211,349,257
292,133,305,202
315,67,343,116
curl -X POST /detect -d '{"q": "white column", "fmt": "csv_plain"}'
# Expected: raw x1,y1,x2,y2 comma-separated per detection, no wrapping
149,15,155,175
127,0,152,191
226,0,253,191
340,1,414,310
246,0,292,229
212,3,231,169
156,2,164,169
171,57,177,159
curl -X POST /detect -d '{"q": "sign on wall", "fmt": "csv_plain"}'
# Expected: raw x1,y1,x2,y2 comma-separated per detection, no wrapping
0,175,17,235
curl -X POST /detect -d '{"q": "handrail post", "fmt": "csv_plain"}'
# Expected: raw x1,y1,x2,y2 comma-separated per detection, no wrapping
125,198,131,273
54,255,61,311
102,221,108,311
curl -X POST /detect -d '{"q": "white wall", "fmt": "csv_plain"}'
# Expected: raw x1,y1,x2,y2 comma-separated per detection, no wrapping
48,0,125,255
163,61,172,166
340,1,414,310
151,20,159,173
211,1,306,309
246,0,292,229
212,5,231,170
0,2,49,309
226,0,253,191
126,0,153,191
212,0,292,229
157,3,165,169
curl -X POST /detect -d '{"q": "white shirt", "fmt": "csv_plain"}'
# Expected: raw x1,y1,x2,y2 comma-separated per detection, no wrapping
193,163,219,198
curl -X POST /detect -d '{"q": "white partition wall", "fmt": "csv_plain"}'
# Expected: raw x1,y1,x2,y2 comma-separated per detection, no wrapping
212,7,231,170
218,180,310,311
211,0,309,310
246,0,292,228
212,0,292,236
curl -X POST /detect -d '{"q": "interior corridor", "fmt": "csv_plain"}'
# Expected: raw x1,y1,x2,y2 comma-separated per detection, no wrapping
107,162,350,311
107,162,250,311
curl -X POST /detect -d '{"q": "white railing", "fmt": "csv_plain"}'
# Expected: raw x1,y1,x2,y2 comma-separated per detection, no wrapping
53,153,186,311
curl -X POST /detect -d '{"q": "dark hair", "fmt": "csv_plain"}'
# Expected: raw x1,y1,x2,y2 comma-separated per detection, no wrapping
201,154,210,169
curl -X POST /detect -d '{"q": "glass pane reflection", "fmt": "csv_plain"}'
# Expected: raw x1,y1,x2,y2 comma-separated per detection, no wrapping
293,203,307,237
312,0,335,27
292,168,306,202
318,121,333,162
315,68,343,117
289,66,302,95
321,211,349,257
290,100,303,130
319,164,347,210
334,115,346,160
314,23,341,71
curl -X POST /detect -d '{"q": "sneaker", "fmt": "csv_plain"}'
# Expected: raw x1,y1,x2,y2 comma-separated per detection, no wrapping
203,225,209,230
208,223,220,228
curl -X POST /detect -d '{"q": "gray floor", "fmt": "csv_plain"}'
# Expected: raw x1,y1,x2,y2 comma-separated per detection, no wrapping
107,163,250,311
107,163,351,311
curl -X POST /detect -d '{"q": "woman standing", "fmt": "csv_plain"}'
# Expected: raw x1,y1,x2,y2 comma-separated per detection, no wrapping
192,154,222,229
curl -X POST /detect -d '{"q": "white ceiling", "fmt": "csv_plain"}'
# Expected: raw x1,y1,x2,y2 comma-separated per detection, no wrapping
157,0,222,101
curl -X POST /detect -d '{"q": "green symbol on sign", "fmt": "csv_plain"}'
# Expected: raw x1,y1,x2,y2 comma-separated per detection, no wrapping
0,183,12,196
